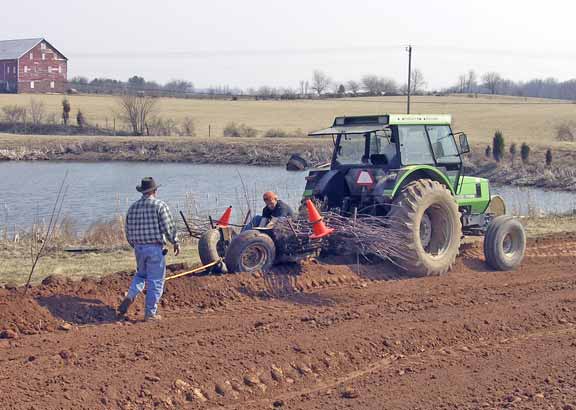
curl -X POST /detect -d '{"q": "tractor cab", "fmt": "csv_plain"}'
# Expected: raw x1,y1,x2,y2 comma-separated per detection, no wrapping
303,114,472,215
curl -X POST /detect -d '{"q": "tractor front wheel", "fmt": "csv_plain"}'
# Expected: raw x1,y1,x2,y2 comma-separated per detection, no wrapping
388,179,461,276
483,216,526,271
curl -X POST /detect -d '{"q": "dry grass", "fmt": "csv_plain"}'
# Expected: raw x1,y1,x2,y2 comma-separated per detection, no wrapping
523,214,576,237
0,215,201,286
0,242,199,287
0,93,575,147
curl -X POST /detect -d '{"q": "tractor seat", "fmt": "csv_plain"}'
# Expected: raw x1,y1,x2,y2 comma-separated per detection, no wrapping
370,154,389,166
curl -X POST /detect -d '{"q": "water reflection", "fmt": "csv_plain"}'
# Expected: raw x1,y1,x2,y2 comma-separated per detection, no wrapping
1,161,575,231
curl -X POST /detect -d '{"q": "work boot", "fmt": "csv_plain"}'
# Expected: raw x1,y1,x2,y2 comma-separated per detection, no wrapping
144,314,162,322
118,297,133,316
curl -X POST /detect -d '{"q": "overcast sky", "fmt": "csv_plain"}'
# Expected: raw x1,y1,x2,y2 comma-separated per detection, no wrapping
2,0,575,90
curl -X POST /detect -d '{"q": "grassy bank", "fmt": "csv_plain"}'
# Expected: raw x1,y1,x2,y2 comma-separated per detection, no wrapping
1,132,575,191
0,134,332,165
2,214,575,287
0,241,199,287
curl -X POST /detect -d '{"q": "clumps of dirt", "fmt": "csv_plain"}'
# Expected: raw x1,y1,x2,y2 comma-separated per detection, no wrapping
0,258,378,338
0,289,60,336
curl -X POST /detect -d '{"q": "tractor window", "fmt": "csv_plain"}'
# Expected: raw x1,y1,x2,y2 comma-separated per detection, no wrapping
369,130,398,166
335,134,366,165
426,125,460,164
398,126,435,165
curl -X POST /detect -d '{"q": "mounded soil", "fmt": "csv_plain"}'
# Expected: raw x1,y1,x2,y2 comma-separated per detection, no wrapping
1,233,576,409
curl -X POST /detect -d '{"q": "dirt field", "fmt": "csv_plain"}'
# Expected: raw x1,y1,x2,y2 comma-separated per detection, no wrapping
1,93,575,146
1,232,576,410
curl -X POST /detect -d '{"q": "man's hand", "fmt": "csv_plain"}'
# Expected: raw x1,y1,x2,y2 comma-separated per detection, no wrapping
174,243,181,256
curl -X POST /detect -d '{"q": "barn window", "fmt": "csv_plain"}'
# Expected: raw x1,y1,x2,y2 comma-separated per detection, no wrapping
30,81,34,89
30,52,33,60
41,42,46,50
50,81,55,89
24,66,28,73
42,54,46,60
58,65,62,74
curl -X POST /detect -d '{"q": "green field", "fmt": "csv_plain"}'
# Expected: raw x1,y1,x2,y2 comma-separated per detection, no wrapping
1,93,575,147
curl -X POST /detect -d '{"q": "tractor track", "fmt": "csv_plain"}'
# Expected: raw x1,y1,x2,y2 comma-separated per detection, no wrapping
1,234,576,409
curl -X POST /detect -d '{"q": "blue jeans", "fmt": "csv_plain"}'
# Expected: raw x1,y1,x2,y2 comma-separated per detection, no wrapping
127,244,166,317
243,215,268,231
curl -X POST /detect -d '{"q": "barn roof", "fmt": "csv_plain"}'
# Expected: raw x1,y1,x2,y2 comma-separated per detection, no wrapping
0,38,67,60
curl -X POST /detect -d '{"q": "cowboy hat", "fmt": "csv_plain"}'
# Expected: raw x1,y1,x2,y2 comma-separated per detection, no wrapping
136,177,161,194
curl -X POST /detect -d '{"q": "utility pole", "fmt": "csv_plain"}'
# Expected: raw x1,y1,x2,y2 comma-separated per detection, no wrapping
406,45,412,114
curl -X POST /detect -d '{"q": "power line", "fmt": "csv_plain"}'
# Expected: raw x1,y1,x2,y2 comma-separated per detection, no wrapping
336,98,576,105
66,44,576,61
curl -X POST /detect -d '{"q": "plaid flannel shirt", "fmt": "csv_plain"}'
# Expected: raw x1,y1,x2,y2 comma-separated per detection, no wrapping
125,195,179,247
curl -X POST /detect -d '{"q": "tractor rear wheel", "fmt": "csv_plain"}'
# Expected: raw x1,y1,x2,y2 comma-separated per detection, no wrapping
483,216,526,271
388,179,461,276
224,230,276,273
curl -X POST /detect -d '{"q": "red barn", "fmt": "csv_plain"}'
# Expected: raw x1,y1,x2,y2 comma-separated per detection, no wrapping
0,38,67,94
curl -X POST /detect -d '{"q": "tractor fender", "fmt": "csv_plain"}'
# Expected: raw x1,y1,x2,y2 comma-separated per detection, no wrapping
390,166,455,198
313,170,340,196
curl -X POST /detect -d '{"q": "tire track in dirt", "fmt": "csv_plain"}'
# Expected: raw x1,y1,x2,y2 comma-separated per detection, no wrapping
203,324,576,409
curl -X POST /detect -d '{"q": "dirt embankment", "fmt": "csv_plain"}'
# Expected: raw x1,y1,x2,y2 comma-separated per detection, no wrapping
0,135,332,166
1,232,576,410
466,145,576,192
1,134,576,191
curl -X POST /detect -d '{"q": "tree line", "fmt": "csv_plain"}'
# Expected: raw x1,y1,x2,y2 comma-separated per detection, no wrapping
68,69,428,99
449,70,576,100
70,69,576,101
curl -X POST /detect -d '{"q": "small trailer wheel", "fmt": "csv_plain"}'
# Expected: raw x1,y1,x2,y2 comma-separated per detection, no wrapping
225,230,276,273
198,227,235,266
483,216,526,271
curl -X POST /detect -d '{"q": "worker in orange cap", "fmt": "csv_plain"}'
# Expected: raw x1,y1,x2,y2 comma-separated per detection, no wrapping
244,191,294,230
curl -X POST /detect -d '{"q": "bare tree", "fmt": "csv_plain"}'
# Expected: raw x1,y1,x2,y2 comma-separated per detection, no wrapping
311,70,331,96
28,98,46,125
457,75,466,93
482,72,502,94
117,94,159,136
466,70,477,92
411,69,426,95
2,105,26,123
346,80,360,95
164,79,194,94
181,117,195,136
361,75,398,96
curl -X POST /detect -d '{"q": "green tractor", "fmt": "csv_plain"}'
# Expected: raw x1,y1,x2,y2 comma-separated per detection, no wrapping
302,114,526,276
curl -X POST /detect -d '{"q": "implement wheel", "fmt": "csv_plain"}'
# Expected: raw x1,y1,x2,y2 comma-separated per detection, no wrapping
388,179,462,276
198,227,236,270
225,230,276,273
483,216,526,271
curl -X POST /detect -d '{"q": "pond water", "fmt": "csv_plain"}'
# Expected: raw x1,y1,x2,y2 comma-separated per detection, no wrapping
1,161,575,232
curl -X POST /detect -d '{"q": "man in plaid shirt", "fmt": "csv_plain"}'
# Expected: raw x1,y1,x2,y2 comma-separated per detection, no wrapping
118,177,180,321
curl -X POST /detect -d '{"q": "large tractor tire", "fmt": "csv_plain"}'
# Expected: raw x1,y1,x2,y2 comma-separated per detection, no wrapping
483,216,526,271
198,227,236,265
388,179,462,276
224,230,276,273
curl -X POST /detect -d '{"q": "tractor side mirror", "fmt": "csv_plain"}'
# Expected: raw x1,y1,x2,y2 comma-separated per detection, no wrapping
459,134,470,154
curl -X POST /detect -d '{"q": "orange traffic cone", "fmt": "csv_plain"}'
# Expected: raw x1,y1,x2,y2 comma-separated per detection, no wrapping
306,199,334,239
216,206,232,227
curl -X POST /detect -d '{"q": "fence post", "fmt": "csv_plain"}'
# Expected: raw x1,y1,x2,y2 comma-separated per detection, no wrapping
208,124,211,138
